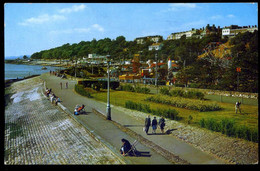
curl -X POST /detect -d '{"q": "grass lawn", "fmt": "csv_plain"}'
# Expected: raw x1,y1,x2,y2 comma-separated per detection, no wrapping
89,88,258,130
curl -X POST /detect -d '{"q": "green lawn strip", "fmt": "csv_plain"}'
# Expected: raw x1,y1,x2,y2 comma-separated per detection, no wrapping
90,89,258,130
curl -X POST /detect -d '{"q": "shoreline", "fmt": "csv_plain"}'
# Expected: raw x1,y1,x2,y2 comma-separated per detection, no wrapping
5,74,41,88
5,59,70,68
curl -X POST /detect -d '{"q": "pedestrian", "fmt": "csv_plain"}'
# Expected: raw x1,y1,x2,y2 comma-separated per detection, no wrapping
235,101,242,114
158,116,166,134
66,82,68,89
50,70,52,75
60,82,62,89
152,117,157,134
144,115,151,135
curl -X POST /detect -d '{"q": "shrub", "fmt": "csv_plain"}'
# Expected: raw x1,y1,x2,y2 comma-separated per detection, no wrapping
92,83,101,91
161,89,205,100
145,95,221,112
125,100,180,120
160,87,170,95
199,118,258,142
74,84,92,98
188,115,193,124
119,84,135,92
120,84,150,94
135,86,150,94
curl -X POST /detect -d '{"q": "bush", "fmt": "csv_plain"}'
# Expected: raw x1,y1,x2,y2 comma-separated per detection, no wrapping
120,84,150,94
199,118,258,142
135,86,150,94
119,84,135,92
161,88,205,100
145,95,221,112
74,84,92,98
125,100,180,120
92,83,101,91
160,87,170,95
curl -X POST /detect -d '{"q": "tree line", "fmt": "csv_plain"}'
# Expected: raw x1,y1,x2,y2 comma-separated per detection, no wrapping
30,31,258,93
175,30,258,93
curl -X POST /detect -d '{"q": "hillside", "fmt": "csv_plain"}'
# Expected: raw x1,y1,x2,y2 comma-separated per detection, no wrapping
198,40,233,59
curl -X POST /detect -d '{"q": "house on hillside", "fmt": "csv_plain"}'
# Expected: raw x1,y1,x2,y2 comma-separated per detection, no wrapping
148,43,163,51
167,28,199,40
200,24,221,38
222,25,258,38
135,35,163,44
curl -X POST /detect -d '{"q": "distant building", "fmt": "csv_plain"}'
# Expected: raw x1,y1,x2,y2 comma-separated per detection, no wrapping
148,43,163,51
135,35,163,44
167,28,199,40
222,25,258,38
167,24,221,40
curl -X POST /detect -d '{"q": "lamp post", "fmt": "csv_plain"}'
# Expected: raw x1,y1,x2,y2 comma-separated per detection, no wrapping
106,55,111,120
155,53,158,94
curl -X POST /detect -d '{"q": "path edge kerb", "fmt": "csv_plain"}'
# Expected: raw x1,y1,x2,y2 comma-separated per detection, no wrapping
41,81,130,164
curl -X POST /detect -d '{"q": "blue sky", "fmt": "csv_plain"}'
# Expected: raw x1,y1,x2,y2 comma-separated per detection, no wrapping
4,3,258,57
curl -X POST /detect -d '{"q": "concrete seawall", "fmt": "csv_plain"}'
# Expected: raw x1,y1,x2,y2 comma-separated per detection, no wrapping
4,76,125,164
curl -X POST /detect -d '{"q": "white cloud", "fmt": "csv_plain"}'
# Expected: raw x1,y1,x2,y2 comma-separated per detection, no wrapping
168,3,197,11
227,14,235,18
19,14,66,26
58,4,86,14
50,24,104,34
210,15,222,20
91,24,104,32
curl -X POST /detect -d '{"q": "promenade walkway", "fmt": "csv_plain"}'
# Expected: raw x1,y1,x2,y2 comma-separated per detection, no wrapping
4,77,123,164
41,73,229,164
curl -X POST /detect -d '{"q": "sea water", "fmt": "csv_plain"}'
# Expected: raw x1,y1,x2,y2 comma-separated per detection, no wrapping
5,63,64,80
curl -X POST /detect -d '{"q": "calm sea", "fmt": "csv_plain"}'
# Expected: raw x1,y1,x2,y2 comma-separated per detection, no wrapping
5,63,64,80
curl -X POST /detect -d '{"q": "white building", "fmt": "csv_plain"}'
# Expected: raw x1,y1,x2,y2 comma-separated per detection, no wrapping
222,25,258,38
167,30,196,40
135,35,163,44
148,43,163,51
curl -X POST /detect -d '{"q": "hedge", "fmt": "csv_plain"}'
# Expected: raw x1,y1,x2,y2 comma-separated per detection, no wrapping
199,118,258,142
160,87,205,100
125,100,181,120
119,84,150,94
145,95,221,112
74,84,92,98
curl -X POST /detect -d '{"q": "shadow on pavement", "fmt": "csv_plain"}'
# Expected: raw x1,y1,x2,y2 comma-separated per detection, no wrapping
124,124,144,128
126,150,151,157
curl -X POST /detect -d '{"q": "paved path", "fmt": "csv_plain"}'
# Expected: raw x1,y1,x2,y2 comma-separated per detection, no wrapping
41,73,229,164
4,77,124,164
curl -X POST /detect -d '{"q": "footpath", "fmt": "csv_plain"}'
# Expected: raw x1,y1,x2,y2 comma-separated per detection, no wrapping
41,73,229,164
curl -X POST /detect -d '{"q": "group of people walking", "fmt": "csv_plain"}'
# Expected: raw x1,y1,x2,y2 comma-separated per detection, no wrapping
60,82,68,89
144,115,165,135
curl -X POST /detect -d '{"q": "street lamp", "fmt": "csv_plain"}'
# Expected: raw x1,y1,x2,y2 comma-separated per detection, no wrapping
106,55,111,120
155,53,159,94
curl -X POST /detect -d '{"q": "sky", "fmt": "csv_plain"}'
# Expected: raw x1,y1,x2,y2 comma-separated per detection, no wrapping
4,2,258,58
